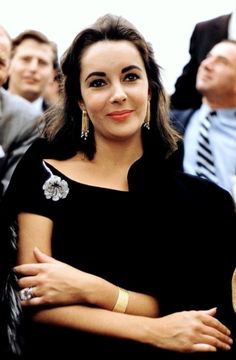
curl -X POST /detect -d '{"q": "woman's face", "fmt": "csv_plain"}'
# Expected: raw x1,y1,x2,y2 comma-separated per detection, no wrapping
79,40,149,142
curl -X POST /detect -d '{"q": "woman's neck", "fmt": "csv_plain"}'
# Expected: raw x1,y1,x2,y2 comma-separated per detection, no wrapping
93,137,143,169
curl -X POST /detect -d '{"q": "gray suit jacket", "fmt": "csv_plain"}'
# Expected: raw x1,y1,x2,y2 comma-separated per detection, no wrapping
0,88,42,197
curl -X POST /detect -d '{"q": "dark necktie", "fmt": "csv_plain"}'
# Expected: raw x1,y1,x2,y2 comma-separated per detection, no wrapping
195,111,218,183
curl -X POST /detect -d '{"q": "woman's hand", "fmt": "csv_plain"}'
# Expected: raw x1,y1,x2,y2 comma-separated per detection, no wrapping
14,247,99,306
14,248,159,317
14,249,233,353
146,308,232,353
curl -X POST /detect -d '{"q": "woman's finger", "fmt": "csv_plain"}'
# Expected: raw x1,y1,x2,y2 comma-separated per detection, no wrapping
14,263,41,275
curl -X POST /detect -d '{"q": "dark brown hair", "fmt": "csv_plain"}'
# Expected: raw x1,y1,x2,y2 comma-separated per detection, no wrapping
43,14,180,160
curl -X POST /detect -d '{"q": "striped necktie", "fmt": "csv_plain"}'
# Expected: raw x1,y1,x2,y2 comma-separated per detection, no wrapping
195,111,218,183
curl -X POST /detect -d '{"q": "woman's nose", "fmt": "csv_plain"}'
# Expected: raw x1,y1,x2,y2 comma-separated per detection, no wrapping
110,84,127,103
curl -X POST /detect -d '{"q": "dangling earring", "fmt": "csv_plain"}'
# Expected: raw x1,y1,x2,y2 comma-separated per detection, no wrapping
143,100,150,130
81,110,89,140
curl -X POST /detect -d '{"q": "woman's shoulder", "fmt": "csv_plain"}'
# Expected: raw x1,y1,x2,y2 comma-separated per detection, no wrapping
176,171,234,207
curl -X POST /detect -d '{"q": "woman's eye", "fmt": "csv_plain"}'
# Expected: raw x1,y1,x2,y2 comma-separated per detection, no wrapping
89,79,106,88
125,73,140,81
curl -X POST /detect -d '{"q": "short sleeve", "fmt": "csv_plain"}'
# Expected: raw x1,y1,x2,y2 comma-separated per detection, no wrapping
3,139,61,221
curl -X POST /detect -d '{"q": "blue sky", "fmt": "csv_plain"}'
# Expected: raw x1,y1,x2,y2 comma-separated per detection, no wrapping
2,0,236,93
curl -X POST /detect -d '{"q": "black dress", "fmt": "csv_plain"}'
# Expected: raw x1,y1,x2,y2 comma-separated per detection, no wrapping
1,139,236,359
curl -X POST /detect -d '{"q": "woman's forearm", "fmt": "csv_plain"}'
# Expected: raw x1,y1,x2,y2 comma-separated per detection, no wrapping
84,274,159,317
32,305,147,341
16,248,159,317
31,305,233,353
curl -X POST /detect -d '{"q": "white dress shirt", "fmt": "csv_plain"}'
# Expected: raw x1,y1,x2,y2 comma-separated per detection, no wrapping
184,103,236,195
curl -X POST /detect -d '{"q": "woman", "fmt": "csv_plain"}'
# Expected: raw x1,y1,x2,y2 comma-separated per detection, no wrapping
0,14,235,358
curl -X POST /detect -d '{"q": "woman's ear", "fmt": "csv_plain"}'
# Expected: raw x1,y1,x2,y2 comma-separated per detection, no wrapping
78,101,85,111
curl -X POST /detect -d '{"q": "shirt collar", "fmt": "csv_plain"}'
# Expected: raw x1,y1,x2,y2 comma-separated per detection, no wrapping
198,103,236,127
31,97,43,112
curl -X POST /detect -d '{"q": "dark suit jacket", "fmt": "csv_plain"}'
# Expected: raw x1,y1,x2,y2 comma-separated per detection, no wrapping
170,108,196,171
171,108,195,135
170,13,231,109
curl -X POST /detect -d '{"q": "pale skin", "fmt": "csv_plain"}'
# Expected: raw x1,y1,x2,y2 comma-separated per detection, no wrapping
43,69,60,105
0,26,11,87
8,38,54,102
14,40,233,353
196,41,236,109
232,268,236,313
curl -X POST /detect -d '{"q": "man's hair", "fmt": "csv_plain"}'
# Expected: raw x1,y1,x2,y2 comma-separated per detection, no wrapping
11,29,58,70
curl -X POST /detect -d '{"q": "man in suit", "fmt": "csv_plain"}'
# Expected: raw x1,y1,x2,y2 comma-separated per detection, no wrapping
172,39,236,195
170,12,235,109
8,29,58,112
0,25,42,198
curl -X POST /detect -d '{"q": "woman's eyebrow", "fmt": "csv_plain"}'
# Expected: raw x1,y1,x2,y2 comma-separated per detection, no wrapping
85,71,106,81
122,65,142,73
85,65,142,81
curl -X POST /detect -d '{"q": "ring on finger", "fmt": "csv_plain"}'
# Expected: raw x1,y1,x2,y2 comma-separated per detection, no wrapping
19,287,34,301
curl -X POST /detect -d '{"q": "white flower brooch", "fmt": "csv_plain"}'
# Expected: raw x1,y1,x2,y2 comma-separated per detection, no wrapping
42,161,69,201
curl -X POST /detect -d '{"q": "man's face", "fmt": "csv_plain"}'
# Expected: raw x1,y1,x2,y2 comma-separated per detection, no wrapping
196,42,236,98
0,28,11,87
9,38,54,102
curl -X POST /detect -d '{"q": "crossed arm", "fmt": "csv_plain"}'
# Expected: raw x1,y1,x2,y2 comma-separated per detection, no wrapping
14,212,233,353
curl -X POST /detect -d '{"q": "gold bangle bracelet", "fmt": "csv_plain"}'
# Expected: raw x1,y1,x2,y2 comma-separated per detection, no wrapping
112,287,129,313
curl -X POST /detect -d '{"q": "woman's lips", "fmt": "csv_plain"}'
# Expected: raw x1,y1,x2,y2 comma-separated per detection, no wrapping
107,110,133,121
